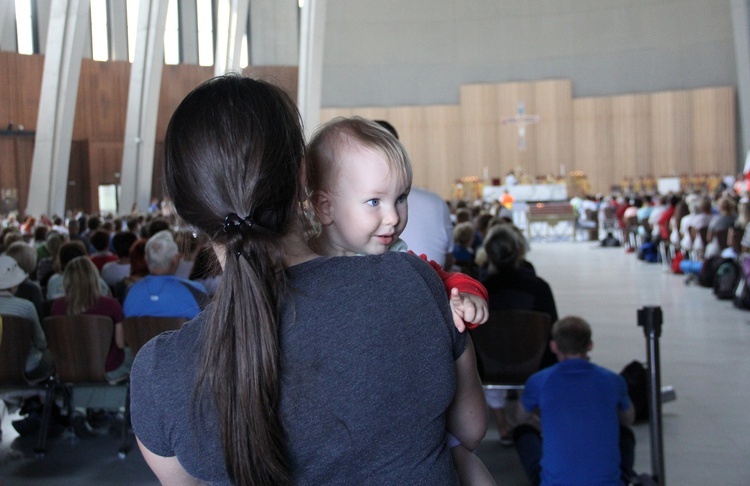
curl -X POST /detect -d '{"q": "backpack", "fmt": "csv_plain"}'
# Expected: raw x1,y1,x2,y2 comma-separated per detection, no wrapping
734,274,750,310
713,260,741,300
698,256,724,288
733,257,750,310
620,360,648,422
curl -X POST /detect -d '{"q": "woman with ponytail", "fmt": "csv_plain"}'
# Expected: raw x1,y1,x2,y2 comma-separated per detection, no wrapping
130,74,486,485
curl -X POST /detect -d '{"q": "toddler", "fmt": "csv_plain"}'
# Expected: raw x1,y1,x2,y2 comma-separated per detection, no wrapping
306,117,495,485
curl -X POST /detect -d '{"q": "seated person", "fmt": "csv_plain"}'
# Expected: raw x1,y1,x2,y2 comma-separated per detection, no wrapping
0,255,52,383
101,231,138,289
47,241,110,300
123,230,206,319
513,316,636,486
51,256,132,384
89,230,118,272
113,239,149,302
452,222,478,277
4,241,44,320
36,231,66,288
479,223,558,443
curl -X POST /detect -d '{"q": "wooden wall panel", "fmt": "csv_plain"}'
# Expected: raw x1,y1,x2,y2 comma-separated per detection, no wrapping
13,137,35,214
66,141,89,214
419,105,462,195
156,64,214,140
13,54,43,130
75,59,130,141
534,79,574,180
324,81,735,197
691,87,735,176
651,91,692,178
0,139,17,189
611,94,652,188
460,84,499,182
0,52,17,128
574,97,614,194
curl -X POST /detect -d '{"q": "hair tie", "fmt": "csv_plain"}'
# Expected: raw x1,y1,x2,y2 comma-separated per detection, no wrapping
223,212,254,235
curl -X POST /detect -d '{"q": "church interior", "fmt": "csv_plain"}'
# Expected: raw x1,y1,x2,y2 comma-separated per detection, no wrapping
1,0,750,484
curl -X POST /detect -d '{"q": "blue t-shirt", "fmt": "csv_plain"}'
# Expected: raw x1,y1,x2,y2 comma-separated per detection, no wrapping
522,359,631,486
123,275,206,319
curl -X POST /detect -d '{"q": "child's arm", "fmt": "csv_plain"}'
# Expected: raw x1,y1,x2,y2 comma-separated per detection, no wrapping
416,253,489,331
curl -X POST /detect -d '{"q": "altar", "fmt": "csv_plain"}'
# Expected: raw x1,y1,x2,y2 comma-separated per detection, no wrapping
483,183,568,203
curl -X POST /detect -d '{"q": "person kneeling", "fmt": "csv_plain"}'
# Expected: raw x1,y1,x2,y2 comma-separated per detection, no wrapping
513,316,637,486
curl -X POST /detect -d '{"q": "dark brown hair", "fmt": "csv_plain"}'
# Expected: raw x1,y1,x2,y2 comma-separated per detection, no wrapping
164,74,303,485
551,316,592,355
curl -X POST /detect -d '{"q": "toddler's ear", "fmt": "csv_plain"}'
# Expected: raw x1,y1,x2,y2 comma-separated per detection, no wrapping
311,190,334,226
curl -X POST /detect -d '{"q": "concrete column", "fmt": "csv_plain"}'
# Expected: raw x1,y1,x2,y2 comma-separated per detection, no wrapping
250,0,298,65
119,0,169,214
0,0,17,52
298,0,326,140
108,0,129,61
36,0,51,54
214,0,249,75
26,0,89,217
732,0,750,169
178,0,199,65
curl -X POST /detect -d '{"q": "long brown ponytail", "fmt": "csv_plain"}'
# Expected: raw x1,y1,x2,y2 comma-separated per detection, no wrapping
163,74,304,485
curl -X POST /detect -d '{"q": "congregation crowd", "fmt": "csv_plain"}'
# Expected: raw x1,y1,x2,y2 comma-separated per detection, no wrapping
568,180,750,307
0,209,218,435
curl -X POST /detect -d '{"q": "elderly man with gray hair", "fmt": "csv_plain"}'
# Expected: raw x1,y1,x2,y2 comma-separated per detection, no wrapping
123,230,207,319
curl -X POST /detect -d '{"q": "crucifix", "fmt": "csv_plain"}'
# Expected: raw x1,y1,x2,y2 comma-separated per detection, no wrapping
501,102,540,150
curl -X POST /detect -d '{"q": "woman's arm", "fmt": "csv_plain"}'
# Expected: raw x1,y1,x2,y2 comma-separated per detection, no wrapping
137,438,206,486
445,336,488,451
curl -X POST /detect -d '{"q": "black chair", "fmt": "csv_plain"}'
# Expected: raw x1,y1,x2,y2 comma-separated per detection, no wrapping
469,309,552,390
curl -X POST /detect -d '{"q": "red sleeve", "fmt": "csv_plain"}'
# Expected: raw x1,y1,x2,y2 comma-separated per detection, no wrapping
412,251,489,330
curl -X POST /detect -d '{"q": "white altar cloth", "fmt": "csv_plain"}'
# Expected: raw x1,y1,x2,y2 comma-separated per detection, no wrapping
483,184,568,202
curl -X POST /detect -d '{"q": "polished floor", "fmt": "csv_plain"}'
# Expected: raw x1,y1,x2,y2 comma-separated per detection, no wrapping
1,239,749,485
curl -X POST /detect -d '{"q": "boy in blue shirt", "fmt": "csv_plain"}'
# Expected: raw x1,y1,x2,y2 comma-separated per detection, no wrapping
514,316,637,486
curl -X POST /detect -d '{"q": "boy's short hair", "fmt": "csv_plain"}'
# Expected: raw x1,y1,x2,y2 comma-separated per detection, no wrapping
90,230,110,252
112,231,138,258
453,222,475,247
551,316,592,355
306,116,413,195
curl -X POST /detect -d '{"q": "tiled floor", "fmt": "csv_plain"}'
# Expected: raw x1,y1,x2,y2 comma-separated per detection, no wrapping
1,239,749,485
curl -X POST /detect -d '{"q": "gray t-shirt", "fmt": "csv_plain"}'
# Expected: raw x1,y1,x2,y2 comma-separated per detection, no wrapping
131,252,466,485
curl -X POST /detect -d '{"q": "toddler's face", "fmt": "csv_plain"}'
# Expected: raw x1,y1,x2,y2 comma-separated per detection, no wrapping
322,143,409,256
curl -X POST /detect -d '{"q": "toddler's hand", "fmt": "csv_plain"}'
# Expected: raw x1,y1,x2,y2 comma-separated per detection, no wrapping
449,288,489,332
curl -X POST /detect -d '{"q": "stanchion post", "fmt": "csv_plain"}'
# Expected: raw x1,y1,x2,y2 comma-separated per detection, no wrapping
637,306,665,485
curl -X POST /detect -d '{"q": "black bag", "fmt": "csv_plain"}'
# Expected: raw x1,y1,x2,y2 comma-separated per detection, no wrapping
620,360,648,422
698,256,724,288
734,274,750,310
713,260,741,300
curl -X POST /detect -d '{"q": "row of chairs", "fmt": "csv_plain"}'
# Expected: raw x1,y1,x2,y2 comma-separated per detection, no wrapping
0,314,185,457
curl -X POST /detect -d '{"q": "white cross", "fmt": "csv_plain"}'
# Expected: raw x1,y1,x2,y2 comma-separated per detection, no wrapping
501,102,540,150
